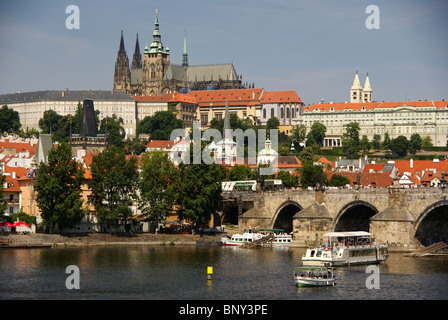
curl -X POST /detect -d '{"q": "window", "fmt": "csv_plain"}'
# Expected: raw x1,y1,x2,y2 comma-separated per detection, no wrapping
271,108,274,118
263,108,266,119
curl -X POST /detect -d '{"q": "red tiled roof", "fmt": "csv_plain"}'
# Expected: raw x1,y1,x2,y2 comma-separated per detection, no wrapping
2,165,28,192
363,163,386,173
189,88,263,106
145,140,175,149
0,140,37,155
168,93,197,104
328,171,393,188
305,100,448,112
260,90,303,104
394,159,448,177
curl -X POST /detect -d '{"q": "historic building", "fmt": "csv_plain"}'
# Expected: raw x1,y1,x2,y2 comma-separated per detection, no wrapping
350,71,372,103
302,100,448,147
113,10,247,96
0,90,137,138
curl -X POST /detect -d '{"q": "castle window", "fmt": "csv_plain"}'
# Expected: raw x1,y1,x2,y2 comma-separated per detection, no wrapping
263,108,266,119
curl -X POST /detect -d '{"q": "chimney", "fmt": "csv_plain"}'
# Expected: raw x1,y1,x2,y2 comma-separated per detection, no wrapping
410,159,413,169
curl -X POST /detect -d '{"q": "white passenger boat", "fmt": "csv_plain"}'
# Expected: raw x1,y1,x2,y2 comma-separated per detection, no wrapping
293,266,336,287
301,231,389,266
221,228,292,246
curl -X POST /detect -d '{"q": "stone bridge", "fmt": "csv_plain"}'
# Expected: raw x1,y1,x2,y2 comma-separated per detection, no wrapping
220,187,448,247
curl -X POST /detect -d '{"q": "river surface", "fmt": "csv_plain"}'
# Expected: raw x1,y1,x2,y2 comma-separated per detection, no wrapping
0,245,447,300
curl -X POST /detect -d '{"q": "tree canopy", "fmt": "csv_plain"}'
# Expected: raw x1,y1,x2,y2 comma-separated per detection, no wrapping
139,150,180,224
0,105,21,133
88,146,139,231
34,143,85,233
177,162,227,228
136,111,183,140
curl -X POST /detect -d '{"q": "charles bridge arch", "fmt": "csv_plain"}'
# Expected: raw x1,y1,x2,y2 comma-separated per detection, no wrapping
221,186,448,247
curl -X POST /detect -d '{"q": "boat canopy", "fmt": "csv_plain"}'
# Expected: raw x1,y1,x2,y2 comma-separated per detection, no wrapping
323,231,372,238
294,266,334,271
261,229,285,233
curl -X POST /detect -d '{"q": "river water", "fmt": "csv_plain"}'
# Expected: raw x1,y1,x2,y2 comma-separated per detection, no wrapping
1,245,447,301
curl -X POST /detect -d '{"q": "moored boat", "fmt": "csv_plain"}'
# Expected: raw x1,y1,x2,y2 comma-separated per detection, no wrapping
221,228,292,247
301,231,389,266
293,266,336,287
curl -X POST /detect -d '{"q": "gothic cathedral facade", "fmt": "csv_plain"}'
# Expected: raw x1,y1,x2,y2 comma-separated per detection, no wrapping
113,11,248,96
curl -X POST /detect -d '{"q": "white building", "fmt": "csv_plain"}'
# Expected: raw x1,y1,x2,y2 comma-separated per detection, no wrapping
0,90,137,138
303,100,448,147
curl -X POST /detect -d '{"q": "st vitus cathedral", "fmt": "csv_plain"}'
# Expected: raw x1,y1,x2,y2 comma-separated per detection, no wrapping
113,10,249,96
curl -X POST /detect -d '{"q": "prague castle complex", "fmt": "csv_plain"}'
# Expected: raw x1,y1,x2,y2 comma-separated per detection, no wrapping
113,10,246,96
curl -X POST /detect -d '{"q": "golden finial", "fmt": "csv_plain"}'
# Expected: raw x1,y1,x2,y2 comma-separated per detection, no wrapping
155,8,158,14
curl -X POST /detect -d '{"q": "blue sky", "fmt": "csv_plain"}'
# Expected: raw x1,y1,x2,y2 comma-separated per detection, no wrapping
0,0,447,104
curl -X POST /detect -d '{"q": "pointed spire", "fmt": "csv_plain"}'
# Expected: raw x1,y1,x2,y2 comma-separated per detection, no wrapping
351,70,362,90
119,30,126,53
182,30,189,69
363,72,372,92
132,33,142,69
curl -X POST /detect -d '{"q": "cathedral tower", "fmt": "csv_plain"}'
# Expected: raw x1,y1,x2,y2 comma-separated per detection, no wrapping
132,33,142,69
142,9,170,96
113,31,131,93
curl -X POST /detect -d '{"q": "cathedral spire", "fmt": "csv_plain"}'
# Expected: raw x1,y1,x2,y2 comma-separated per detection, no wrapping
132,33,142,69
182,30,189,70
119,30,126,53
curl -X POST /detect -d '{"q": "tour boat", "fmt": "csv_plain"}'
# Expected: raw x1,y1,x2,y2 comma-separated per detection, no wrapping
221,228,292,247
293,266,336,287
301,231,389,266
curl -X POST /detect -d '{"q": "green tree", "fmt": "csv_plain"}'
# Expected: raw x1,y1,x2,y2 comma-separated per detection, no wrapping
139,150,179,225
306,122,326,147
0,105,21,133
276,171,299,188
125,138,146,155
292,124,307,150
409,133,423,154
298,146,314,165
88,146,139,231
34,143,85,233
177,162,227,228
298,164,326,189
422,136,433,149
99,114,126,148
390,135,409,157
328,174,350,187
342,122,361,158
266,117,280,130
359,135,371,153
225,164,256,181
137,111,183,140
372,134,381,150
382,132,391,151
39,109,62,134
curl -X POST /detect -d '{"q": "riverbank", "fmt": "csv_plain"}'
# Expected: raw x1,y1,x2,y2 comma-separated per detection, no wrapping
0,232,223,248
0,232,416,252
